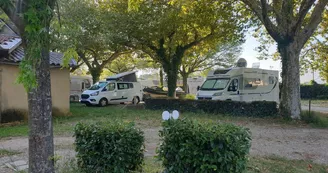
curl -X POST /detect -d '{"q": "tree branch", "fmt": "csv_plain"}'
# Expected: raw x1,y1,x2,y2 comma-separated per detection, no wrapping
78,51,92,69
182,32,213,51
299,0,328,45
292,0,315,35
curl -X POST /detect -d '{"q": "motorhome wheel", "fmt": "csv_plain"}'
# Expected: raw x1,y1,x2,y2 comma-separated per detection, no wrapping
99,98,108,107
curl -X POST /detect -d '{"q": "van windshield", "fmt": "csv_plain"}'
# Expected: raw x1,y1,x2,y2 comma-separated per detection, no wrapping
200,78,230,90
89,82,108,90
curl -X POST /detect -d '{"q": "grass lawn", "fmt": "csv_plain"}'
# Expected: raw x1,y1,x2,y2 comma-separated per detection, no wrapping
301,99,328,108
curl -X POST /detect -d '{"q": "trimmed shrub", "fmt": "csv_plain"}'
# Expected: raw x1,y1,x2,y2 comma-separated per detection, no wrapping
300,84,328,99
144,99,278,117
158,119,251,173
74,122,144,173
0,109,27,124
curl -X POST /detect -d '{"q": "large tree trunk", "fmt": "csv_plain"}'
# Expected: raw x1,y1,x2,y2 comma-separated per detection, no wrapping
28,49,54,173
166,67,178,98
182,73,189,94
159,68,164,88
278,42,302,119
90,68,102,84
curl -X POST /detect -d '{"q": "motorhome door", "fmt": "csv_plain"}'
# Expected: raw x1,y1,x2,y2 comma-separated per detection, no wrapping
100,83,117,102
227,78,240,101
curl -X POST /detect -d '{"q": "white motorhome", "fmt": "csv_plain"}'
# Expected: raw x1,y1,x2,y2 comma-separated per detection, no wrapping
70,75,93,102
80,71,143,106
196,59,279,103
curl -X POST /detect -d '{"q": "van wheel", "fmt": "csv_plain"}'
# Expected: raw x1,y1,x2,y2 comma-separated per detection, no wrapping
99,98,108,107
132,96,140,105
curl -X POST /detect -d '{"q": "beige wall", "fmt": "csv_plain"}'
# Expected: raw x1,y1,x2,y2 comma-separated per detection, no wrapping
0,64,70,114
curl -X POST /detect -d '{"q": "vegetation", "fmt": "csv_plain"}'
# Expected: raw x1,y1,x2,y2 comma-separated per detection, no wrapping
1,0,58,172
300,83,328,99
144,99,278,117
105,0,245,97
300,111,328,128
158,119,251,173
241,0,328,119
0,149,20,157
74,122,144,173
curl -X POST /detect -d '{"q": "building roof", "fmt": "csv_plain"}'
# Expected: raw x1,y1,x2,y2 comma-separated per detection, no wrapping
0,46,76,67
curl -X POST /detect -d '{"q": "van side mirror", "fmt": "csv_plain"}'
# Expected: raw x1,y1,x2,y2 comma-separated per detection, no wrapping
197,86,200,91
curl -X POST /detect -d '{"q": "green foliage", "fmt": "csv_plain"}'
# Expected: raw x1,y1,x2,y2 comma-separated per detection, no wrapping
301,111,328,128
300,84,328,99
158,119,251,173
145,99,278,117
182,94,196,100
62,47,79,68
13,0,54,91
74,122,145,173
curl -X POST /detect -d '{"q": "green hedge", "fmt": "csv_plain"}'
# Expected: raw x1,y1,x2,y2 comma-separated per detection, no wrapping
144,99,278,117
74,122,144,173
158,119,251,173
300,84,328,99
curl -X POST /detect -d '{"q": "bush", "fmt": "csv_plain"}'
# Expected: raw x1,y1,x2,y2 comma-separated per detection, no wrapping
144,99,278,117
74,122,144,173
180,94,196,100
0,109,27,124
158,119,251,173
300,84,328,99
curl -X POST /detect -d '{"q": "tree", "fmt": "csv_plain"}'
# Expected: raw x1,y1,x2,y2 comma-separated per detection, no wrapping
1,0,56,172
53,0,129,83
106,52,154,74
240,0,328,118
105,0,244,97
180,42,241,92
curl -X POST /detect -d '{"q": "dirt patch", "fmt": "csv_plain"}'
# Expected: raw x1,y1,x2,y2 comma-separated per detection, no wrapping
0,124,327,172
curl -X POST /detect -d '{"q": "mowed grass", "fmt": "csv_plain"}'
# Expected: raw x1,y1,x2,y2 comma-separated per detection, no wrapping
0,149,21,157
301,99,328,108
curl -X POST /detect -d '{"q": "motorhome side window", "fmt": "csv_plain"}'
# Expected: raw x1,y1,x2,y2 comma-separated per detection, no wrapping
105,83,115,91
244,78,266,90
129,83,134,88
228,79,238,92
118,83,129,90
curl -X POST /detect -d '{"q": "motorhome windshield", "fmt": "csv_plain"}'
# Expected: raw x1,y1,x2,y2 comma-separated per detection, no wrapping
201,78,230,90
89,82,108,90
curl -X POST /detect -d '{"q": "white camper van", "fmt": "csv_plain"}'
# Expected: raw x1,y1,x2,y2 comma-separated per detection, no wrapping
196,59,279,103
70,75,93,102
80,71,143,106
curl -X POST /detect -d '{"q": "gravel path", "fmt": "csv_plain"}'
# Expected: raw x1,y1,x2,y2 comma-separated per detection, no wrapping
1,124,328,172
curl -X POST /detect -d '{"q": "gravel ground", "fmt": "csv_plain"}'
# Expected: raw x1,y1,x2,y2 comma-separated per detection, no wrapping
1,124,328,172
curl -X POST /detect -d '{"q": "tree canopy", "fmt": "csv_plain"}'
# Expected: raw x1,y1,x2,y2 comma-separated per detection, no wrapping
102,0,245,97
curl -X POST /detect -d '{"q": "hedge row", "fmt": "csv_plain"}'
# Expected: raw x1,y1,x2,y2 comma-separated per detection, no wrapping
300,84,328,99
74,122,144,173
144,99,278,117
158,119,251,173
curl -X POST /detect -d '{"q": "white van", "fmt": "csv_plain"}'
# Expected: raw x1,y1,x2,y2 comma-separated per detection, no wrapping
196,59,279,103
80,71,143,106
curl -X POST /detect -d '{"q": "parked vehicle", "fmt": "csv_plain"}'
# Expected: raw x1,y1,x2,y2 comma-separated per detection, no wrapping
196,59,279,103
80,71,143,106
70,75,93,102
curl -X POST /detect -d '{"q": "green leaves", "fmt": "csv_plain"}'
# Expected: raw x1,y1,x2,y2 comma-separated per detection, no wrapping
62,47,78,68
158,119,252,173
74,122,145,173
